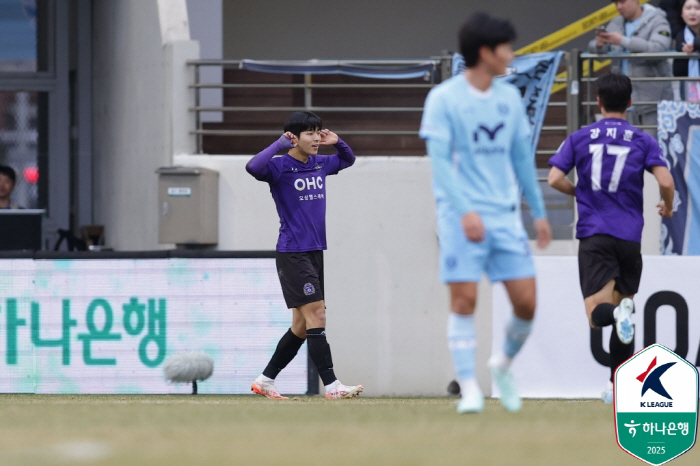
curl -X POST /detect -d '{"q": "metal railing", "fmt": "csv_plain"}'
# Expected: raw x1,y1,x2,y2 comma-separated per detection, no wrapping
187,57,569,158
188,58,445,154
570,50,700,132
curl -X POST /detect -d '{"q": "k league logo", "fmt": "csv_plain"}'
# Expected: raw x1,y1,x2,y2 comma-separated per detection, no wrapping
614,344,699,466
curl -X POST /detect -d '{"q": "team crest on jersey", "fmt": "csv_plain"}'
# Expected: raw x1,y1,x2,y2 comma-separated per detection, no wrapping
498,103,509,115
314,164,322,170
303,283,315,296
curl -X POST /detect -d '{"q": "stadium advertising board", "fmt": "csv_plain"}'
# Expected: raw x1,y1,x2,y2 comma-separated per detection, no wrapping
0,257,308,395
493,256,700,398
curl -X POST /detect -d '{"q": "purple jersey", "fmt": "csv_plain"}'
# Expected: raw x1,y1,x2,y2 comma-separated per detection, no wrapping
548,118,667,242
246,137,355,252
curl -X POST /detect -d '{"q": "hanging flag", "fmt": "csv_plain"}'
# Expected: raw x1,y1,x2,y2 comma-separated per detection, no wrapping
657,100,700,255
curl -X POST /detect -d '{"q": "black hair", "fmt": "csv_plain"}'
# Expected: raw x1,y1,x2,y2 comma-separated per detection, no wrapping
283,111,322,136
458,13,516,68
596,73,632,113
0,165,16,184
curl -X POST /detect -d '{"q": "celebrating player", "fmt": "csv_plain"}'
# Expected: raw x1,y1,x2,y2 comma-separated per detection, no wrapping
245,111,363,400
547,73,674,403
420,12,551,414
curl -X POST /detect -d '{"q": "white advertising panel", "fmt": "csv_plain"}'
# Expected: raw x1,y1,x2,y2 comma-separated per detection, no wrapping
493,256,700,398
0,257,308,394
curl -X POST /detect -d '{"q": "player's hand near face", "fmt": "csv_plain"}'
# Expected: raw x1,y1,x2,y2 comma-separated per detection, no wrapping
319,129,338,145
534,218,552,249
657,200,673,218
282,131,298,147
462,211,486,242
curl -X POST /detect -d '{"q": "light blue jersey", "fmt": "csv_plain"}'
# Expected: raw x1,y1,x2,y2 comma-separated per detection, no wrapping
420,75,546,283
419,75,545,223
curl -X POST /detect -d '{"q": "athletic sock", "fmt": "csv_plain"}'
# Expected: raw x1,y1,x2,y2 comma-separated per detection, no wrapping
306,327,337,386
447,313,476,382
262,328,306,379
609,325,634,382
591,303,616,327
503,315,533,359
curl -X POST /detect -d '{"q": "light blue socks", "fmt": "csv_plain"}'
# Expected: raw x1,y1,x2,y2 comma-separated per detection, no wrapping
503,315,533,359
447,313,476,381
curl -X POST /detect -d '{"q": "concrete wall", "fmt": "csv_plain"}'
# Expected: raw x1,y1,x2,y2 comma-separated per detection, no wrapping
92,0,198,250
222,0,631,60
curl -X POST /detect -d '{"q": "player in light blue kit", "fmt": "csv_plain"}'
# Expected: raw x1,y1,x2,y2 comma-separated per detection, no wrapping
420,12,551,414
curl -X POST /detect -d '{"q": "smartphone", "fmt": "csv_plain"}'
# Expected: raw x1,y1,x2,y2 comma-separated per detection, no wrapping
596,26,606,35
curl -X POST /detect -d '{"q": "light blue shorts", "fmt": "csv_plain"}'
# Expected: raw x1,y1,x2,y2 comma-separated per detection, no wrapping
437,206,535,283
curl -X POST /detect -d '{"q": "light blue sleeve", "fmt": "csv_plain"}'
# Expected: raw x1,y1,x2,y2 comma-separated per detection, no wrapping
426,139,472,216
419,88,452,143
510,101,546,219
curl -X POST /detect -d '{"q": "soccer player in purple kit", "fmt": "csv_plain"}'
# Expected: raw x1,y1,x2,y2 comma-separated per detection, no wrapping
245,111,363,400
547,73,674,403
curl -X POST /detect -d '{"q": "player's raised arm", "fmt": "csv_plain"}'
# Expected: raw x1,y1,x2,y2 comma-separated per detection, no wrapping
321,129,356,172
245,133,294,181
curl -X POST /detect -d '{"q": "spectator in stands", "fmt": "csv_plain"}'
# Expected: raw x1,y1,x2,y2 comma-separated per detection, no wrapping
0,165,21,209
661,0,685,39
590,0,673,136
673,0,700,101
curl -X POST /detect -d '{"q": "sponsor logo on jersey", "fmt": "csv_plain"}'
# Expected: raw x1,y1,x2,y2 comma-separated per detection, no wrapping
473,123,505,142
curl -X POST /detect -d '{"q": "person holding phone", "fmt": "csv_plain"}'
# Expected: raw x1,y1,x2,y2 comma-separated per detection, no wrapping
590,0,673,137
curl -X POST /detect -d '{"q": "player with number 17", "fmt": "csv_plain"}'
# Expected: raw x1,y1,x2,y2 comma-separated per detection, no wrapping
547,73,675,403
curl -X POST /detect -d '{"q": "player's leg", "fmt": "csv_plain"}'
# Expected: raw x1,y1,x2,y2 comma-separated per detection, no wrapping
252,252,315,399
604,237,643,393
252,310,306,399
297,299,363,399
579,235,639,403
487,277,536,413
485,226,537,412
448,281,484,413
437,204,488,413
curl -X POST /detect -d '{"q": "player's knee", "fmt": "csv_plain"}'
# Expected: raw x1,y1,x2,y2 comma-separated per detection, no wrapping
451,293,476,315
512,298,536,320
303,301,326,327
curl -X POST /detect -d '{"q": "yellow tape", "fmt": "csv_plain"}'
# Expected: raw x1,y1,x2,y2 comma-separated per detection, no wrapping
515,1,650,93
516,0,648,55
551,60,610,94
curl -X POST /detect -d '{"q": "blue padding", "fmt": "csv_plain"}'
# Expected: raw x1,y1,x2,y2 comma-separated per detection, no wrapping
240,59,434,80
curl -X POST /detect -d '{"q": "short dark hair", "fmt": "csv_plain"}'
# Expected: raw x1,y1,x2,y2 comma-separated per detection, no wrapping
458,13,516,68
0,165,16,184
283,111,322,136
596,73,632,113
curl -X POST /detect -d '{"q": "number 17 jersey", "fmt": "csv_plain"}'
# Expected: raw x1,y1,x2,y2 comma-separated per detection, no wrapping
548,118,667,243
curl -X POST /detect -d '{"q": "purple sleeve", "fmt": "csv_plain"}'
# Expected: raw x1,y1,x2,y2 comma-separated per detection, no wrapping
245,136,294,182
548,136,576,174
326,138,356,175
644,135,669,172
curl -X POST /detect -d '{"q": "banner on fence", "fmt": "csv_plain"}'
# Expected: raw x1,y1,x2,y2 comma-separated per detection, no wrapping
657,100,700,255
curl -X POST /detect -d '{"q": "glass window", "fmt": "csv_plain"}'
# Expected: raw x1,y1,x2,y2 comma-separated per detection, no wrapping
0,0,49,73
0,91,44,208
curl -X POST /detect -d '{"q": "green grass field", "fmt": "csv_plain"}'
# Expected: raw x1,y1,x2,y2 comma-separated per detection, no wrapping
0,395,697,466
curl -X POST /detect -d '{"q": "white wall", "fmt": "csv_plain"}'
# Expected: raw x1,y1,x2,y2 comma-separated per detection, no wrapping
92,0,198,250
